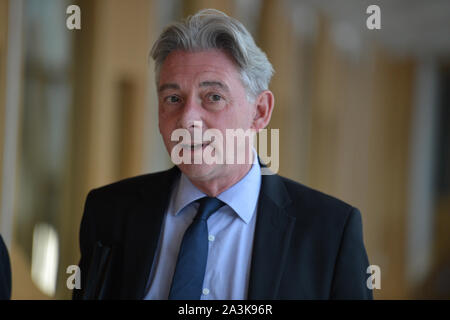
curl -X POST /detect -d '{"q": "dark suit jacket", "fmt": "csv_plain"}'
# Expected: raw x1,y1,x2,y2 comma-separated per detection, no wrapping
73,166,373,300
0,234,12,300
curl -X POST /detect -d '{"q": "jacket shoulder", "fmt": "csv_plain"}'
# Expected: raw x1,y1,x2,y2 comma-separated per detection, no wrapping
87,167,177,199
79,168,178,243
280,175,353,209
277,175,357,221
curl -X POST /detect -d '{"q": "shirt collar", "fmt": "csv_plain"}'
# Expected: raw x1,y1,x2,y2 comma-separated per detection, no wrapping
171,148,261,224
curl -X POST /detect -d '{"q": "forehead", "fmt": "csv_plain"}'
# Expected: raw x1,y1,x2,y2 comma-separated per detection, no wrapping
159,49,241,85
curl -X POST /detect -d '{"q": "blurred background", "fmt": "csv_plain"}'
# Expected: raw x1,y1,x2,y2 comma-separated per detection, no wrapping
0,0,449,299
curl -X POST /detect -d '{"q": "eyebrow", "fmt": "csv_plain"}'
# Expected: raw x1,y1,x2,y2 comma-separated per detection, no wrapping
158,81,229,93
158,83,180,92
199,81,229,92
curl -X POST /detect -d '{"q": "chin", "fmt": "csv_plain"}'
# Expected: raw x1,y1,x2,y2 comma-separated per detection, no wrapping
177,163,218,182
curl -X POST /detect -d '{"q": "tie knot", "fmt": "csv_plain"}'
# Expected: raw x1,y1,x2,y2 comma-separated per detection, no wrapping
196,197,225,221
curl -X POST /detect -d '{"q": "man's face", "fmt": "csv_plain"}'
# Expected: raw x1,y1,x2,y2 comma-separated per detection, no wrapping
158,49,256,182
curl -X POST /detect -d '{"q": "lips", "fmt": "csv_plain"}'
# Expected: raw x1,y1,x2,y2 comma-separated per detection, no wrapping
180,141,212,151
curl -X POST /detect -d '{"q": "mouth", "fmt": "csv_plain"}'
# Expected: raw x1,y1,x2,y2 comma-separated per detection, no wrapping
180,141,212,151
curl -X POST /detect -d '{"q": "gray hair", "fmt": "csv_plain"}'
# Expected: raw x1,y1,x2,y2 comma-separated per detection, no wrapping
150,9,274,100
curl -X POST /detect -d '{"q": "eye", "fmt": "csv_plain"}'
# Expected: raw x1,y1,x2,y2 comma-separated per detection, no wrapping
164,95,181,104
207,94,223,102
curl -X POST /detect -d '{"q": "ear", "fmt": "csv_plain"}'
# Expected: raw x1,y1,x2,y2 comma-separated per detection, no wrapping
251,90,274,132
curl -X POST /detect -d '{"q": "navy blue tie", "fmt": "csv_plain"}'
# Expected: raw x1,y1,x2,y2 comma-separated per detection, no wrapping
168,197,225,300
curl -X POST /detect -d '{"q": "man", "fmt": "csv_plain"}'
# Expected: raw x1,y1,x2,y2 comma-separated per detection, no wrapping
0,234,12,300
74,9,372,300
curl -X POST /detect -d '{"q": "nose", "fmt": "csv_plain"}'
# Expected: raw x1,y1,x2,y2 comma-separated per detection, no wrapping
178,94,203,130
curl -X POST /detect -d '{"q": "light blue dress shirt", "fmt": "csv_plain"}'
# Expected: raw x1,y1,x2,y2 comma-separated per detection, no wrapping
144,150,261,300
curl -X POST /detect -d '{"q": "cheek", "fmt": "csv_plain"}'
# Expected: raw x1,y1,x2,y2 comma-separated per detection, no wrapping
158,111,164,133
231,104,255,128
158,105,168,121
158,113,173,138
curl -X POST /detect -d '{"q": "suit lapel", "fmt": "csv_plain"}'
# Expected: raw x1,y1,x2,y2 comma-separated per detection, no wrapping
247,173,296,299
121,167,180,299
